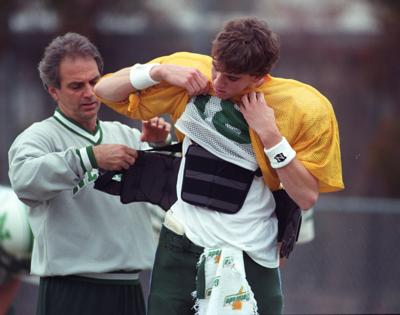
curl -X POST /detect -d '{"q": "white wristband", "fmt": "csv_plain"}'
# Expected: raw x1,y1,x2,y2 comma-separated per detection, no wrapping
129,63,160,90
264,137,296,169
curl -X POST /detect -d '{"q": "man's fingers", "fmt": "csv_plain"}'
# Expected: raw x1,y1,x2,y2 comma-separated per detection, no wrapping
113,160,130,171
121,160,132,170
156,117,165,128
149,117,171,132
125,147,138,159
93,144,139,171
116,153,136,170
124,154,136,165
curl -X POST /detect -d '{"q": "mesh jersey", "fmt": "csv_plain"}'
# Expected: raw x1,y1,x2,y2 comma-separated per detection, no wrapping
175,95,257,170
98,51,344,192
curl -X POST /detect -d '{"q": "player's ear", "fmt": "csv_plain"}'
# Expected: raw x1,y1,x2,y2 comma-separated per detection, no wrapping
251,76,264,86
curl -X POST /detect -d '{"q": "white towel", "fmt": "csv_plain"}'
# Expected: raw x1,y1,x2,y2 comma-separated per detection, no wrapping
193,247,258,315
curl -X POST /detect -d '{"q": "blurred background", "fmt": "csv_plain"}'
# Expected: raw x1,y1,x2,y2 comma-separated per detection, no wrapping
0,0,399,314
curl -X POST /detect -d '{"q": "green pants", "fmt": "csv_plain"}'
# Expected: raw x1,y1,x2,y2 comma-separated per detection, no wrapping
37,275,145,315
148,226,283,315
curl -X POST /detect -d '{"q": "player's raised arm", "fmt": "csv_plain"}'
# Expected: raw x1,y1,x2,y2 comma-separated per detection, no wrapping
94,63,209,102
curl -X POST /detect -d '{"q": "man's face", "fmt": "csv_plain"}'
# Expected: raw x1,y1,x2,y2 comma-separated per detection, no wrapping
48,56,101,130
211,61,261,100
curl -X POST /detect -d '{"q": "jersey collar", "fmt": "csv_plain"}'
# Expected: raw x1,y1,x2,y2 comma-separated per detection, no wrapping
53,108,103,144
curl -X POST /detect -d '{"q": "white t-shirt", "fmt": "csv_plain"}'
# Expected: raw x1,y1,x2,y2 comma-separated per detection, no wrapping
171,95,279,268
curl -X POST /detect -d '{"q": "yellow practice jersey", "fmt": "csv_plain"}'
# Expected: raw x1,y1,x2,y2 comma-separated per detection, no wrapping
98,52,344,193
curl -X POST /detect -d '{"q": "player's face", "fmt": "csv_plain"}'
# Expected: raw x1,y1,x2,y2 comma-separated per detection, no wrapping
211,62,261,100
48,56,101,131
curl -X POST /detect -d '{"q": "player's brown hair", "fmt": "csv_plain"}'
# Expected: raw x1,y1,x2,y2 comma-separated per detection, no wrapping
211,17,280,77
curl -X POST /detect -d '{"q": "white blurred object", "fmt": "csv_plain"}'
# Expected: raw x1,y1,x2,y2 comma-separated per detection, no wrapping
297,208,315,244
0,186,32,259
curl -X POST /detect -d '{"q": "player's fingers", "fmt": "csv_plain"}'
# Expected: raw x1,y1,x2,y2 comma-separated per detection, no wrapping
189,77,201,94
194,73,209,94
200,81,211,95
187,71,207,95
249,91,257,103
241,94,250,107
186,83,197,97
256,92,266,105
195,73,208,87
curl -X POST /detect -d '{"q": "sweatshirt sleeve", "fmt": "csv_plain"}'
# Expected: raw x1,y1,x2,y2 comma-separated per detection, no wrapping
8,125,94,207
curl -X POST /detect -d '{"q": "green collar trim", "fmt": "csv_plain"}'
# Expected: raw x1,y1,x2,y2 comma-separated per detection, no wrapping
53,109,103,145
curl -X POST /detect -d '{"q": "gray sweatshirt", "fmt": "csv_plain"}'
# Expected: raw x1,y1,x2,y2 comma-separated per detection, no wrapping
8,109,157,277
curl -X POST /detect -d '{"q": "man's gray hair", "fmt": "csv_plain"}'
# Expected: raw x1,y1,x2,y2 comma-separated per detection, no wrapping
38,32,103,90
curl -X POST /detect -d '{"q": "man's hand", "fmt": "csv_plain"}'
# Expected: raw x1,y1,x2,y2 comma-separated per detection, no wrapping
93,144,138,171
240,91,282,148
140,117,171,144
150,64,210,96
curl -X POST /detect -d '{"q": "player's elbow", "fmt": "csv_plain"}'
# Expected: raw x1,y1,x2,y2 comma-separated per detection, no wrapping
93,80,106,99
299,190,319,210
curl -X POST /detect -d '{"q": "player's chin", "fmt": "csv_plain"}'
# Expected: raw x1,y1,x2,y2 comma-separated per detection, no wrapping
215,91,227,99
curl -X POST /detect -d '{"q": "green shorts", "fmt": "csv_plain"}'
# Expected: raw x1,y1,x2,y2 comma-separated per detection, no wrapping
148,226,283,315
